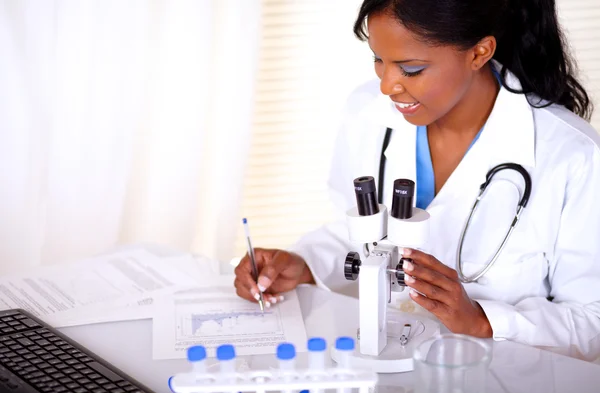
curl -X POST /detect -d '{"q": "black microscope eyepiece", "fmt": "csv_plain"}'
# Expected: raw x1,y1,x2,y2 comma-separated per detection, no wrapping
391,179,415,219
353,176,380,216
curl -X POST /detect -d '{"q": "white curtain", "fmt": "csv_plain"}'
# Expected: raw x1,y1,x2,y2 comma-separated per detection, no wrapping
0,0,261,274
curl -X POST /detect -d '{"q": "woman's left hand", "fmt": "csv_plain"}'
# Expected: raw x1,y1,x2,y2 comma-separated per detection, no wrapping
401,248,493,338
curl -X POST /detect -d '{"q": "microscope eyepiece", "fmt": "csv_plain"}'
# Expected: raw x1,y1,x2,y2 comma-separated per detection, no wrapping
391,179,415,219
353,176,380,216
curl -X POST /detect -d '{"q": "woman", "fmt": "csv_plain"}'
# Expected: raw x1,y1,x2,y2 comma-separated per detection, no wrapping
234,0,600,360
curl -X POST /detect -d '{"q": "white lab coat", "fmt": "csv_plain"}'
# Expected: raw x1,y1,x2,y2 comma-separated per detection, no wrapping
289,62,600,361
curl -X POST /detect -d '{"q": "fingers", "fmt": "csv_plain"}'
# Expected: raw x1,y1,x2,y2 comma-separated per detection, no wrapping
233,251,263,301
408,288,444,314
256,250,289,293
234,276,256,302
263,294,286,307
404,274,445,301
402,258,455,292
234,248,290,305
403,248,459,280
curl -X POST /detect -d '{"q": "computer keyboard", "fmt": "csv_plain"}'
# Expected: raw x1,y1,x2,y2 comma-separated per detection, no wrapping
0,308,155,393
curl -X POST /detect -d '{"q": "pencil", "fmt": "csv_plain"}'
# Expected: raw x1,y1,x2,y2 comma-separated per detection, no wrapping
242,218,265,312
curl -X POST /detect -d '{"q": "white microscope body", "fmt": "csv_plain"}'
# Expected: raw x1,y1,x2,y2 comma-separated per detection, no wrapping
334,176,439,373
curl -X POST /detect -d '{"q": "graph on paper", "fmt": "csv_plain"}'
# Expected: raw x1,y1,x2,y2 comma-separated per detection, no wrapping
152,278,308,359
179,309,283,337
173,287,286,343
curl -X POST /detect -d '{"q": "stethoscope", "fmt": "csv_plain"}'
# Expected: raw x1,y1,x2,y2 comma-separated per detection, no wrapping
378,128,532,284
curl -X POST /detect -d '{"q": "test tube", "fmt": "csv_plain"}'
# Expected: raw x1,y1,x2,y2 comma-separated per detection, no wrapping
335,337,355,393
277,343,296,393
216,344,237,381
335,337,355,369
187,345,207,376
277,342,297,372
307,337,326,370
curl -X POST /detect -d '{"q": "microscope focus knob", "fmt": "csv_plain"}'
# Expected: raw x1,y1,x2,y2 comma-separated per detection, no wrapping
344,252,361,281
395,257,412,286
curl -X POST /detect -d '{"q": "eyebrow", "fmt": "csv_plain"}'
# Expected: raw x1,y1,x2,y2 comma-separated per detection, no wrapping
371,51,428,64
392,59,428,64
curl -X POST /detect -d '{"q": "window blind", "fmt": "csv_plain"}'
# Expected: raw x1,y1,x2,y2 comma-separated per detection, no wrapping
557,0,600,130
233,0,600,259
232,0,371,257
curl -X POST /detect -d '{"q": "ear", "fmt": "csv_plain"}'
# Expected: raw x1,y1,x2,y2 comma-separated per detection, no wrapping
470,36,496,70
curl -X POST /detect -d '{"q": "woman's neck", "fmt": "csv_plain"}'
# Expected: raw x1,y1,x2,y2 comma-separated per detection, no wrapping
429,64,500,139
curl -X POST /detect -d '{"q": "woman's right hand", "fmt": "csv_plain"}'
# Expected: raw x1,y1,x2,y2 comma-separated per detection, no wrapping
234,248,315,307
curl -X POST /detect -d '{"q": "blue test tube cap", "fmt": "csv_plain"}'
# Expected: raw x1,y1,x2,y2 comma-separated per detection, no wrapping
277,343,296,360
216,344,236,361
335,336,355,351
187,345,207,362
307,337,326,352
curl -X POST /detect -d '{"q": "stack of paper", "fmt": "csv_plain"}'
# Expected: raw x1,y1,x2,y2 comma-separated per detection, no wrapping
0,249,204,327
0,248,309,360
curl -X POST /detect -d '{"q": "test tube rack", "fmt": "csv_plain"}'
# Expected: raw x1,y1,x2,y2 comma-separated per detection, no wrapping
168,338,378,393
168,368,377,392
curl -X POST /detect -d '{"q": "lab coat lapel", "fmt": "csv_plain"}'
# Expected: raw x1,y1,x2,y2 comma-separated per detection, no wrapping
430,69,536,266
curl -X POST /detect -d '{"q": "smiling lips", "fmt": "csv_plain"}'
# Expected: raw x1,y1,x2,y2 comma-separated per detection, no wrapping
394,101,421,115
395,102,418,109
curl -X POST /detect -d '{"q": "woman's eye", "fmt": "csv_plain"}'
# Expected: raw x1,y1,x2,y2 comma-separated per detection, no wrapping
373,55,382,63
401,66,426,77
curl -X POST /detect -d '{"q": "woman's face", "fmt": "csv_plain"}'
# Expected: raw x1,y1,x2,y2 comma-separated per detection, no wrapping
367,12,476,126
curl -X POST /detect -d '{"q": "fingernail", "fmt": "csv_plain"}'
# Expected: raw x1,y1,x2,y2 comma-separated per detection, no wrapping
403,260,414,272
270,297,277,304
405,275,415,284
403,248,413,256
257,276,271,292
278,295,285,302
265,301,271,308
253,292,260,301
397,247,405,255
410,289,419,297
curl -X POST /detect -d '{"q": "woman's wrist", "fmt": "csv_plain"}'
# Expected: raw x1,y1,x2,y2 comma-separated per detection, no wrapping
294,254,316,285
473,301,493,338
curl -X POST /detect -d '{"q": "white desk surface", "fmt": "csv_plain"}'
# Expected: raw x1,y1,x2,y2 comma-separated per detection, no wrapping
59,285,600,393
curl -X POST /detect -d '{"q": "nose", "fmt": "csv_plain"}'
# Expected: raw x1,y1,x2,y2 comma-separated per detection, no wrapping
379,67,405,96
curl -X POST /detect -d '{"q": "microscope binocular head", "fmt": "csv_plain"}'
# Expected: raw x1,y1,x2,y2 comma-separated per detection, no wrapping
344,175,430,283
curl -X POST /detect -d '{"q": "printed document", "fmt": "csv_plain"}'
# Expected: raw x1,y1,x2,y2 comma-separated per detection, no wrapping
0,249,198,327
54,253,216,326
152,275,308,359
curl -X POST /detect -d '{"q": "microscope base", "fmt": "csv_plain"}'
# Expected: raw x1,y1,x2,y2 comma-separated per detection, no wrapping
331,313,440,374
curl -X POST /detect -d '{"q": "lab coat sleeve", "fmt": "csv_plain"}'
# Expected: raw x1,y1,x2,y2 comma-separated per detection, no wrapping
477,145,600,361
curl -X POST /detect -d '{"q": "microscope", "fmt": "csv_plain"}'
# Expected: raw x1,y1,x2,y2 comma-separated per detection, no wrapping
331,176,440,373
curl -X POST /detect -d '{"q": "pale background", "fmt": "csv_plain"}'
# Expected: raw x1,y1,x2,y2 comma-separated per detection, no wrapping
0,0,598,274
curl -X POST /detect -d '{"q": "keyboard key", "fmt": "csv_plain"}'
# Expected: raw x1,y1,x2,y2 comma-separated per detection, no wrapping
88,361,123,382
